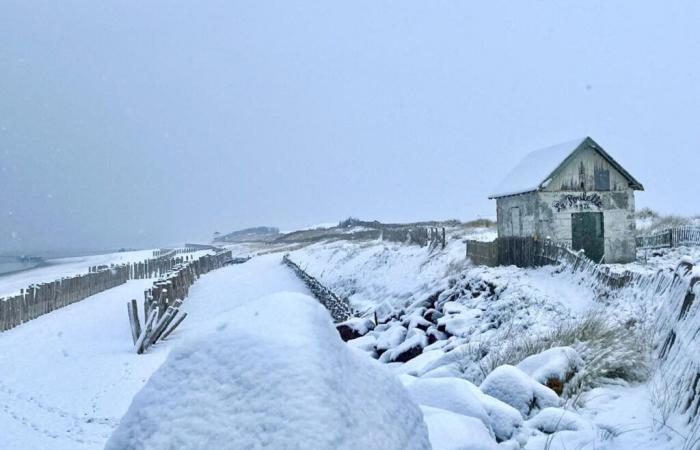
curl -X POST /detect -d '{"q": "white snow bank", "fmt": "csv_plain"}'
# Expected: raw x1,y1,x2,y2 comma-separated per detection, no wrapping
406,377,522,442
420,406,498,450
106,292,430,450
480,365,560,417
516,346,583,385
406,377,491,430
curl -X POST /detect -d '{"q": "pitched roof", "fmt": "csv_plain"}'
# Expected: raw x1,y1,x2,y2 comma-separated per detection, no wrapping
488,136,644,199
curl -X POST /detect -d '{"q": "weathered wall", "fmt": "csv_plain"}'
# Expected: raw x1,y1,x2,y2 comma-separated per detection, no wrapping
537,190,636,263
543,146,630,192
495,192,539,238
496,190,636,263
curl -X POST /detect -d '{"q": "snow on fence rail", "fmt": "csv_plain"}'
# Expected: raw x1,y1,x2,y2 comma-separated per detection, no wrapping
91,249,214,280
282,254,353,322
0,251,220,333
129,251,247,354
636,226,700,250
152,246,206,258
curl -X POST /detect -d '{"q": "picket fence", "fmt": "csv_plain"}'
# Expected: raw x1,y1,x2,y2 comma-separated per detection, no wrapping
636,226,700,250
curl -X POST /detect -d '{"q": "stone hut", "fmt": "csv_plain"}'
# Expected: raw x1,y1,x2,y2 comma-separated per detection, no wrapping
489,137,644,263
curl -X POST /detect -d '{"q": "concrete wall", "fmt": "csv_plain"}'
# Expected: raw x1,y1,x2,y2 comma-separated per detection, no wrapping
496,189,637,263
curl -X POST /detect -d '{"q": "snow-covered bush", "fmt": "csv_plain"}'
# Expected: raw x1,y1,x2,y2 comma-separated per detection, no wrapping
479,365,560,418
480,312,650,397
635,208,700,235
106,293,430,450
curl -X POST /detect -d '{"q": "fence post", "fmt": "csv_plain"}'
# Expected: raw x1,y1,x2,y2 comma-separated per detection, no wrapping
669,229,674,248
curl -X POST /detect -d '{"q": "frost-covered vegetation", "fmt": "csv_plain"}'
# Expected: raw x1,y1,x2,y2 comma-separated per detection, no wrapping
290,226,698,449
635,207,700,235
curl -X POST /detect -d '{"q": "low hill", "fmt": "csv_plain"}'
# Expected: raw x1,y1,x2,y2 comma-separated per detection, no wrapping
213,227,280,243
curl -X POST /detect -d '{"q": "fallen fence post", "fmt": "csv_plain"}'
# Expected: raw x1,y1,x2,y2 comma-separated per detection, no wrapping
135,308,158,354
127,299,141,345
160,312,188,341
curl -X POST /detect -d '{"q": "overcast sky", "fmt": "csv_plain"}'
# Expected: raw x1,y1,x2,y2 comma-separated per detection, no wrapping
2,1,699,254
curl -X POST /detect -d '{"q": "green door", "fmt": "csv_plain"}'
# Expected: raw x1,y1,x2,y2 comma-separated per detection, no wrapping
571,212,605,262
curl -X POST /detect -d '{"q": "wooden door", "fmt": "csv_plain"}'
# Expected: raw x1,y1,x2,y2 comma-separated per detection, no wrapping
571,212,605,262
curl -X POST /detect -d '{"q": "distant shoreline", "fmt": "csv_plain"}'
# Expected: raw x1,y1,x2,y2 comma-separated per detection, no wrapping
0,260,52,279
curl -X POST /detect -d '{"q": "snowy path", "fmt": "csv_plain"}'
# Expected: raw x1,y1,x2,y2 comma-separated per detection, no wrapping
0,254,307,450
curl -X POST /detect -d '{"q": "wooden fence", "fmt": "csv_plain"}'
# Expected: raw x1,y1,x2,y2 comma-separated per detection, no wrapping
466,237,642,290
0,265,130,332
130,250,241,354
637,226,700,250
464,240,498,267
282,254,353,322
643,260,700,449
0,248,222,333
153,246,205,258
466,237,559,269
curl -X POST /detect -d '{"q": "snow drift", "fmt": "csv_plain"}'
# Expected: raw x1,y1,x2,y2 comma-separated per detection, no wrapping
105,292,430,450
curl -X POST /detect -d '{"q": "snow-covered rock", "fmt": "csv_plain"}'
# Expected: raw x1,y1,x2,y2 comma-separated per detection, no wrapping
480,365,560,417
406,376,523,442
406,377,492,430
105,292,430,450
346,332,378,356
379,328,427,363
423,308,444,323
420,406,499,450
336,316,375,341
376,323,408,353
392,349,445,376
516,347,583,394
438,308,483,337
525,407,593,433
473,388,524,442
403,311,434,331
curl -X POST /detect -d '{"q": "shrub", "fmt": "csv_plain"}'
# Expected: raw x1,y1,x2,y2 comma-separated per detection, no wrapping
479,311,651,398
463,218,496,228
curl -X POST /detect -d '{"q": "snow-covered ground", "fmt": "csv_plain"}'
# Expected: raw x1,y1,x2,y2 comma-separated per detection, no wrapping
0,232,694,449
0,253,308,450
287,228,495,315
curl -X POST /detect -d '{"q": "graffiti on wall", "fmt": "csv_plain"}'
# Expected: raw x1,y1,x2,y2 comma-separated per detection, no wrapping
552,193,602,212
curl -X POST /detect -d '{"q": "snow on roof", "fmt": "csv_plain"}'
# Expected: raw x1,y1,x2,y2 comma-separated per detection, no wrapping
489,137,588,199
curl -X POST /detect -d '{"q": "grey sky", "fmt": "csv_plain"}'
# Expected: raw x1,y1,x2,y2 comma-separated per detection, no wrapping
2,1,699,253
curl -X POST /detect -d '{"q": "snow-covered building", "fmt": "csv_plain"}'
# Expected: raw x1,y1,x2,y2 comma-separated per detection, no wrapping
489,137,644,263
